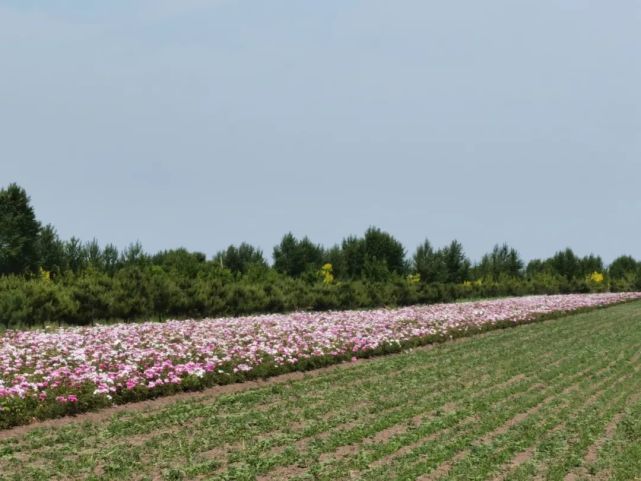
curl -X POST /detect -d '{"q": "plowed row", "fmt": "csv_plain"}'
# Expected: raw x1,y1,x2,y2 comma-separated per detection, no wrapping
1,301,641,481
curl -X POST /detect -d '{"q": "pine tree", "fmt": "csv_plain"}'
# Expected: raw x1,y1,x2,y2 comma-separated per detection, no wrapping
0,183,41,275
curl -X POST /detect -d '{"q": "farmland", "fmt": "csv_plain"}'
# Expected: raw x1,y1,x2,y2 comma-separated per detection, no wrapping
1,293,639,428
2,300,641,480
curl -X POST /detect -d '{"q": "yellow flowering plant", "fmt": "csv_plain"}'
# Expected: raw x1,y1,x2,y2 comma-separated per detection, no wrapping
39,267,51,282
589,272,604,284
320,263,334,284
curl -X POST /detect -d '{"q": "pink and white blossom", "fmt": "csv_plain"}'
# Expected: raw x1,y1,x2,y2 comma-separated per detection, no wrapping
0,293,639,405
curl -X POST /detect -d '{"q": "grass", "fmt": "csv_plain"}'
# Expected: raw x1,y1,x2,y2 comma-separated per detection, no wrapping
1,301,641,481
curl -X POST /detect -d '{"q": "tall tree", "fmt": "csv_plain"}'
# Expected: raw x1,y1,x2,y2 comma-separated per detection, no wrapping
525,258,547,277
152,248,206,278
362,227,406,276
578,254,604,277
64,237,88,273
548,248,580,280
85,239,105,271
37,224,65,273
412,239,446,283
215,243,267,275
323,244,347,280
102,244,120,275
341,227,406,280
609,255,638,280
0,183,41,275
440,240,470,283
476,243,524,281
120,241,147,266
341,235,366,279
273,233,323,277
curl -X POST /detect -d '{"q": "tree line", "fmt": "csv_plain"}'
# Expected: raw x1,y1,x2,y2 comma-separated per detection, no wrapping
1,183,640,327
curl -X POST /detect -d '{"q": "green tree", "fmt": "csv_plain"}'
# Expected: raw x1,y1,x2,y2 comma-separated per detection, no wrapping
214,243,267,275
192,269,233,317
102,244,120,275
273,233,323,277
0,183,41,275
440,240,470,283
85,239,104,271
341,235,366,279
69,269,114,324
152,248,206,278
0,276,30,327
37,224,65,274
120,241,147,267
525,258,547,277
609,255,638,280
24,279,77,327
578,254,604,278
323,245,347,280
476,243,524,281
412,239,446,283
64,237,88,273
341,227,406,280
548,248,580,280
362,227,406,276
147,266,184,321
112,265,152,320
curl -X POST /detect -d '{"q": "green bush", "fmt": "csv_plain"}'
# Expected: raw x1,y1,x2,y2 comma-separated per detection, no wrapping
25,279,77,326
0,262,638,328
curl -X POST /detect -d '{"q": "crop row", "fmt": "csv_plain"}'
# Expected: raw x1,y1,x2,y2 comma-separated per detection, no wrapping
2,301,641,480
0,292,640,428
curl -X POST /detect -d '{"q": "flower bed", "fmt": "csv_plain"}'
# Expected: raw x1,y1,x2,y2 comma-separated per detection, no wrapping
1,292,640,428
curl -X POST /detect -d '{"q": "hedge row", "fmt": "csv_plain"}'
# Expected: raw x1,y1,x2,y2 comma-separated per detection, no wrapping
1,266,635,328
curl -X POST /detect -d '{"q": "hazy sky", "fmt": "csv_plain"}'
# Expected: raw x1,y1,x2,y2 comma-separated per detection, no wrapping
1,1,640,264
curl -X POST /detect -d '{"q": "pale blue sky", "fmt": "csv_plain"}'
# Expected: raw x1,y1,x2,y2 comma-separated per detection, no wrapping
1,1,640,263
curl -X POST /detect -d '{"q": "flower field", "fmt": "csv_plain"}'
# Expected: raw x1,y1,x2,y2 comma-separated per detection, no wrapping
3,299,641,481
1,293,640,428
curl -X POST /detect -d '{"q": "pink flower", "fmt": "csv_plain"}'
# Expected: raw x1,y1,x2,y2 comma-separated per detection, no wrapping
0,292,639,409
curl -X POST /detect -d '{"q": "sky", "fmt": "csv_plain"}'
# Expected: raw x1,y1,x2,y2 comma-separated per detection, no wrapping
1,0,640,264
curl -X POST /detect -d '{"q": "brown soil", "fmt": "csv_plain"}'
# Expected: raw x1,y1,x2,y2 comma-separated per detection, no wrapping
415,450,468,481
357,375,555,474
0,315,568,441
413,371,595,481
563,390,641,481
0,358,382,441
319,443,361,463
256,463,308,481
3,306,601,443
